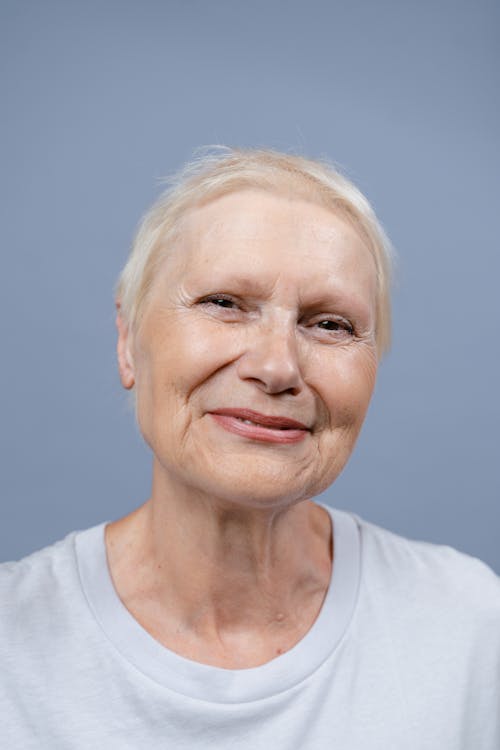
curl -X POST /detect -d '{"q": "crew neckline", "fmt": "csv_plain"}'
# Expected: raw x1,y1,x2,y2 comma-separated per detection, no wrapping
75,503,360,703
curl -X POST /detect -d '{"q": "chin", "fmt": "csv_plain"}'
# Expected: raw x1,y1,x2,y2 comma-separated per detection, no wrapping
190,456,340,511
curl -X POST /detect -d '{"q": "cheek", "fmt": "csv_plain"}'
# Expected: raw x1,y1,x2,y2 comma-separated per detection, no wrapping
135,319,242,410
318,349,377,430
167,327,243,400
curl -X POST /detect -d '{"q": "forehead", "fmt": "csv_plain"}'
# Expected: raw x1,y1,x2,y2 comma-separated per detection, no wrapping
163,189,376,302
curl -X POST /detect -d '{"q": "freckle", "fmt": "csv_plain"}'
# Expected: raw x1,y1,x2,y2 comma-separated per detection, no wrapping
276,647,284,655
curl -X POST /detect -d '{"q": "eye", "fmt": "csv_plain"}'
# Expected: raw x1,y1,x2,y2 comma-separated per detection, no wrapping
198,294,239,310
310,316,355,339
316,318,353,333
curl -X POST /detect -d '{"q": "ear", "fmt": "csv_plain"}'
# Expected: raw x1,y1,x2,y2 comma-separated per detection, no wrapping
115,302,135,390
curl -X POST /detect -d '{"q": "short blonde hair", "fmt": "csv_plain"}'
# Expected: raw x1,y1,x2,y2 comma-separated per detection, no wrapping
116,147,394,355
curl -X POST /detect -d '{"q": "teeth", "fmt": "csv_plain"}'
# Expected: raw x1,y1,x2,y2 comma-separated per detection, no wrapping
240,418,257,425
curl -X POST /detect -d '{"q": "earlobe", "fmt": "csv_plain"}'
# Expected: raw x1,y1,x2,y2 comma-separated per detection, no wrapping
116,304,135,390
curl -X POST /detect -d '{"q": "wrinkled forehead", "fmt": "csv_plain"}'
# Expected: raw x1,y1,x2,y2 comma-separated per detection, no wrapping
164,188,376,280
132,191,378,339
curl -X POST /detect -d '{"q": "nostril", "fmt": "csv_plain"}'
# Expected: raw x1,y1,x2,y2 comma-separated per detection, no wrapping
236,334,304,395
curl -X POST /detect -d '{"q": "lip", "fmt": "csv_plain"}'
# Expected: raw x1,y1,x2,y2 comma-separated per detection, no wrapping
210,408,309,430
208,408,310,444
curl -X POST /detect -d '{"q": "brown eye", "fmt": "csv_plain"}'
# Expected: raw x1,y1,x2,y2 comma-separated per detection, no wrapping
200,295,237,309
315,318,354,335
318,320,340,330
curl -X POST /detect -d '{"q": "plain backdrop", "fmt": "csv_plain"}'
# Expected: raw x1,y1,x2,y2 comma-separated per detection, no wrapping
1,0,498,571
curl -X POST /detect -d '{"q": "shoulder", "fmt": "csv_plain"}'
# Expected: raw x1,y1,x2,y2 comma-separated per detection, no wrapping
0,530,77,595
0,525,103,642
353,514,500,636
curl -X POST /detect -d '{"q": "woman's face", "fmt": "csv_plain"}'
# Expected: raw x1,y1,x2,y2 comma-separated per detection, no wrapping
119,189,378,508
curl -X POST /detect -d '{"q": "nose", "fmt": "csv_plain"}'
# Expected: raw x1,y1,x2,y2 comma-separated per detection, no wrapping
236,321,304,396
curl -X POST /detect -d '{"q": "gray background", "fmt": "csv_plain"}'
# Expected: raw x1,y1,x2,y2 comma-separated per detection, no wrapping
1,0,498,571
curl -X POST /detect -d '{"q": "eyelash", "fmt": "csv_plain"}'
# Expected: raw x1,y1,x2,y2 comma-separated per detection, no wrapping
200,294,237,309
315,318,354,335
198,295,354,336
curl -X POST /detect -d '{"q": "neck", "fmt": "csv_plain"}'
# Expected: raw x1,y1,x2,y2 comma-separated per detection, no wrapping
106,462,333,667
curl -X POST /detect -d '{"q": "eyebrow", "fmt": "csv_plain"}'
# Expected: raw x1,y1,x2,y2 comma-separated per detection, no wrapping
188,272,275,298
298,290,374,322
189,272,374,320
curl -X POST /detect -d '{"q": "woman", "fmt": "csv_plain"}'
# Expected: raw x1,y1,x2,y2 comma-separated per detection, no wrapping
1,148,499,748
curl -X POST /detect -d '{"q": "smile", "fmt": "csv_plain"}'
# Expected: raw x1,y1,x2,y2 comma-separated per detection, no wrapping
208,409,310,444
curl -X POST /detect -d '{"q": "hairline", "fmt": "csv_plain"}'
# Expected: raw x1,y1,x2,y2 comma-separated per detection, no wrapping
116,151,393,356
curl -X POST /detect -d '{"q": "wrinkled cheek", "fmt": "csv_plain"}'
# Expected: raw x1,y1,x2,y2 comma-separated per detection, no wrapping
165,333,243,399
133,357,170,451
330,355,377,429
134,382,156,452
348,382,374,427
327,382,374,433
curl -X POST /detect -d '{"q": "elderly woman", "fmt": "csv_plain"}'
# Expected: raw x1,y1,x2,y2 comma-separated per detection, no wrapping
1,148,499,748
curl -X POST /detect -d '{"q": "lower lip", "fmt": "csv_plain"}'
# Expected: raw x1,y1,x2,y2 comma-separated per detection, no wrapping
210,414,308,444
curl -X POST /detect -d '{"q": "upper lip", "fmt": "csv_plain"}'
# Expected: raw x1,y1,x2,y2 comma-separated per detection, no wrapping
210,408,310,430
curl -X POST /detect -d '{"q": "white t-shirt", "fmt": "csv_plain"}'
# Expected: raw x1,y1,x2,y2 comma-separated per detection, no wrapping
1,505,499,749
